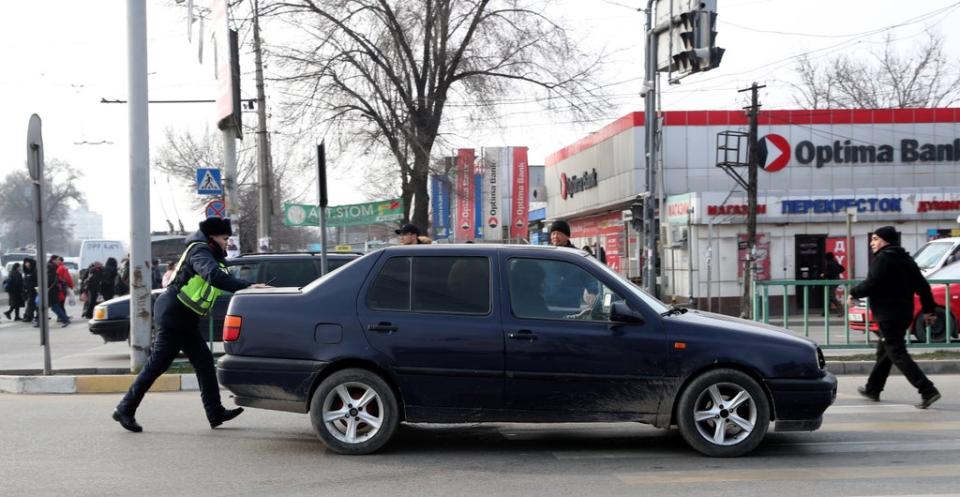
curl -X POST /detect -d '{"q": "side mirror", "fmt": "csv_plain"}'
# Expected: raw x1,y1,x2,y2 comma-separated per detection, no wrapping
610,301,644,325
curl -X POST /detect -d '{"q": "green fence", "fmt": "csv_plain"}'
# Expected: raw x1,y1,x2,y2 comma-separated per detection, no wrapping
752,278,958,349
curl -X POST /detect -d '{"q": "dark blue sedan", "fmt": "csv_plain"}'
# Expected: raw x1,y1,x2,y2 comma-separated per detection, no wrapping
217,245,836,457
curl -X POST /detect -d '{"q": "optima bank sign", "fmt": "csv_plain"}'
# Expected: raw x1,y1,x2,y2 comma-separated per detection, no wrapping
757,133,960,171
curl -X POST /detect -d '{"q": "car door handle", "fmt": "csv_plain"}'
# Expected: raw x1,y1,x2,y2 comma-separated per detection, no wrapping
507,330,538,341
367,322,398,333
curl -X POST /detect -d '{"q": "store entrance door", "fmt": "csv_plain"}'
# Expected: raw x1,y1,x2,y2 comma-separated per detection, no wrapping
795,234,827,311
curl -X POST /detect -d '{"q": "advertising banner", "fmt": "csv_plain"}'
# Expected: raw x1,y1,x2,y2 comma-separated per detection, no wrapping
738,233,771,281
825,237,854,279
430,175,452,240
454,149,475,242
510,147,530,239
283,199,403,228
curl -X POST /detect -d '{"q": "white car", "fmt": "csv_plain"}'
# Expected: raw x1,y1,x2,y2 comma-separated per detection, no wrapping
914,237,960,277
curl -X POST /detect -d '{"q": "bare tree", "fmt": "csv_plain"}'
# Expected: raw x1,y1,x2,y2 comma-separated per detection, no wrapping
268,0,606,229
791,31,960,109
0,159,85,254
155,128,317,251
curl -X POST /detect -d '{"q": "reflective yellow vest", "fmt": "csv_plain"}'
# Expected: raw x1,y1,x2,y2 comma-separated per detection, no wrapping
174,241,227,316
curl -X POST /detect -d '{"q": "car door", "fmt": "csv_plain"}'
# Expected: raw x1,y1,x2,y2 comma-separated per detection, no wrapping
500,254,668,415
357,253,503,409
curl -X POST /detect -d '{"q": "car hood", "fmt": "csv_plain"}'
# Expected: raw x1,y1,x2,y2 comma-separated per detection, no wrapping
666,309,817,348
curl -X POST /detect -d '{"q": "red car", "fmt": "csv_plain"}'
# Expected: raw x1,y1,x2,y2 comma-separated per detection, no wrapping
847,261,960,342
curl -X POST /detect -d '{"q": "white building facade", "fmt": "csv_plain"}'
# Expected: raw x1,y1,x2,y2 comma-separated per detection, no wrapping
546,109,960,314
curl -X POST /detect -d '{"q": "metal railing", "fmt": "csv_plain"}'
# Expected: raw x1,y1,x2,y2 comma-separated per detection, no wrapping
752,278,958,349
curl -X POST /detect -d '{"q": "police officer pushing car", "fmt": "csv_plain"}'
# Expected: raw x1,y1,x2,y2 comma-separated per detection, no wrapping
113,217,269,432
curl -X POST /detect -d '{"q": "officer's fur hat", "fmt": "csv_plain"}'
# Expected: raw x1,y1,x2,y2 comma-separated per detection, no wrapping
199,217,233,237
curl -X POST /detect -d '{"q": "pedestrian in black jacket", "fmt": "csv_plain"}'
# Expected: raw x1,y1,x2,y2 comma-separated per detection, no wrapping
849,226,941,409
81,262,103,319
100,257,118,301
21,258,38,323
4,263,24,320
113,218,269,433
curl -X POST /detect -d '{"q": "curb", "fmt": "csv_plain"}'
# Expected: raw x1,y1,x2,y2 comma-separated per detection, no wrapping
2,361,959,394
824,359,960,376
0,373,200,394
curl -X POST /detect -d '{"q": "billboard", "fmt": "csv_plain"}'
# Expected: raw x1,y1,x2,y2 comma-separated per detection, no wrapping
454,149,475,242
430,175,452,240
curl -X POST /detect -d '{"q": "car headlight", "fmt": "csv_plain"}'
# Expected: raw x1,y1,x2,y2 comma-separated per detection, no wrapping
93,305,108,320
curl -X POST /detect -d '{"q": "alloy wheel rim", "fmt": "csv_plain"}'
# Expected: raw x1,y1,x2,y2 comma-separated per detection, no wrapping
322,381,384,444
692,382,757,446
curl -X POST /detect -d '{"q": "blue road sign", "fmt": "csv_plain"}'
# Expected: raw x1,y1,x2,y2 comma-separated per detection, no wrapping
196,168,223,195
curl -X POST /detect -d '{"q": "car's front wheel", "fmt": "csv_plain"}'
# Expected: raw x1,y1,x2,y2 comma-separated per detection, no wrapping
676,368,770,457
310,369,398,455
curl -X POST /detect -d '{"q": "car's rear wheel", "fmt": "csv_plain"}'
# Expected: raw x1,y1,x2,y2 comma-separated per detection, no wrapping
310,369,398,455
676,368,770,457
911,307,958,343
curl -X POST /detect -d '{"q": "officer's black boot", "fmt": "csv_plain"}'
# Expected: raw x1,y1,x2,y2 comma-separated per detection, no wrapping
112,410,143,432
209,407,244,428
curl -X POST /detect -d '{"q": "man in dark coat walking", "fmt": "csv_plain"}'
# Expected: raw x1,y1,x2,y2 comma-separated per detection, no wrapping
113,218,269,432
849,226,941,409
21,258,38,323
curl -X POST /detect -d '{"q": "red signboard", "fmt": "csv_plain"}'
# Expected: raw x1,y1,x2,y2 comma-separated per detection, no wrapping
455,149,475,242
510,147,529,239
825,237,854,279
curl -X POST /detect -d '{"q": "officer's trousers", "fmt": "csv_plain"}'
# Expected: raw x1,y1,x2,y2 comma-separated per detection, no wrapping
116,293,224,420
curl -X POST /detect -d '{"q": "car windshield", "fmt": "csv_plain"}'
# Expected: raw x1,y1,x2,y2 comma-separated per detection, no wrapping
914,241,955,270
583,255,670,314
929,260,960,280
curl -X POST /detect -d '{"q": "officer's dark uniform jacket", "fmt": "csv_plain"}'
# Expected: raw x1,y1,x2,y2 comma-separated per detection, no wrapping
158,231,250,327
850,244,935,321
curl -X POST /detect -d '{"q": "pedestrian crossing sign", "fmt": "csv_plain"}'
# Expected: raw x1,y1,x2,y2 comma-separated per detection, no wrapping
196,168,223,195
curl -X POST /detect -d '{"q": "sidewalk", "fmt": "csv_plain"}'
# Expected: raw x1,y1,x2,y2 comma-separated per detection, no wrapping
0,300,222,394
2,303,959,394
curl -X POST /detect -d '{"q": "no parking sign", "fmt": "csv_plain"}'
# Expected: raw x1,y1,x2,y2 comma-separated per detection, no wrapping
205,199,226,218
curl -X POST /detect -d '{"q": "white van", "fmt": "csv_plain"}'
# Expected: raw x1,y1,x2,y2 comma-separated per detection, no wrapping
913,237,960,277
79,240,126,270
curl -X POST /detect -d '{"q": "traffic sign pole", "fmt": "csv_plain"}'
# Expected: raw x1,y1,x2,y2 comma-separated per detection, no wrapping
27,114,52,375
318,143,328,275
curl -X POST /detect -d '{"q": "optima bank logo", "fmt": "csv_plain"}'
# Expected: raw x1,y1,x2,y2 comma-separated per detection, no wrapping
757,134,790,172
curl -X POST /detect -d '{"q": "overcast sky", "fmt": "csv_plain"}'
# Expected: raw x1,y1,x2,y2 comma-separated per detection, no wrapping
2,0,958,243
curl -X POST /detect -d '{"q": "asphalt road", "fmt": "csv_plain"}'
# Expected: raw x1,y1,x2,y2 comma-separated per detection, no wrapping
2,375,960,497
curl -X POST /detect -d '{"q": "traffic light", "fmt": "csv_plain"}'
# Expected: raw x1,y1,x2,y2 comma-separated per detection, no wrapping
630,202,644,231
671,4,724,75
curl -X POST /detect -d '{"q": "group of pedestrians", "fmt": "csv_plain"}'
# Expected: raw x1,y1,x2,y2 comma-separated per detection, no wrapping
1,256,71,326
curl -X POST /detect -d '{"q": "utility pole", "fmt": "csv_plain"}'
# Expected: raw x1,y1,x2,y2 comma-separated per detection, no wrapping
642,0,659,295
253,0,273,251
738,82,764,319
127,0,152,371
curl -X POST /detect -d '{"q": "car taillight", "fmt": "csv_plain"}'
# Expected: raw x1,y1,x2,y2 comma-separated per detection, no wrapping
223,315,242,342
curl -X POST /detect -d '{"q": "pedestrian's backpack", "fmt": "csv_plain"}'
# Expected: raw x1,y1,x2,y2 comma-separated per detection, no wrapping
2,278,9,292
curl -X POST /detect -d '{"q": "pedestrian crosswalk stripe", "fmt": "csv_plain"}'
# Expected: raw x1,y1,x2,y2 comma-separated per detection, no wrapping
618,464,960,484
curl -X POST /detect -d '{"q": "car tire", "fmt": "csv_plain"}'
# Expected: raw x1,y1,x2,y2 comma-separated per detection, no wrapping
310,369,399,455
911,307,958,343
676,368,770,457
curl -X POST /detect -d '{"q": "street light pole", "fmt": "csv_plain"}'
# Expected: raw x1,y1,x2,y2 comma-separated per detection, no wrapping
642,0,659,295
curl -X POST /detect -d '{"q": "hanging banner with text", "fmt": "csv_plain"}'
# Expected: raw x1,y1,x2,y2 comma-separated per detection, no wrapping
283,199,403,228
454,148,476,242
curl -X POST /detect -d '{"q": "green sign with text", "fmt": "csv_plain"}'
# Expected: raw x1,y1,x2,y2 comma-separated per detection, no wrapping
283,198,404,228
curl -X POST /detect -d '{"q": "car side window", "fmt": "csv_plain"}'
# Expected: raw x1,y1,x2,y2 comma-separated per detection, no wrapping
367,257,411,310
413,256,489,314
229,262,260,283
508,258,624,322
261,261,319,287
